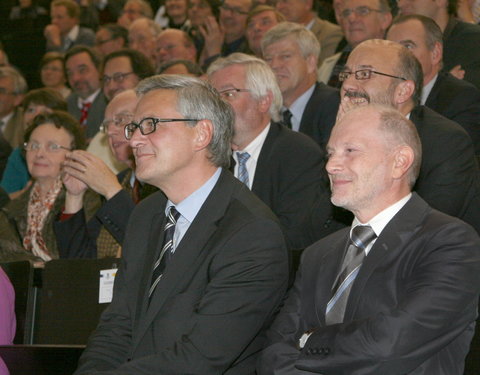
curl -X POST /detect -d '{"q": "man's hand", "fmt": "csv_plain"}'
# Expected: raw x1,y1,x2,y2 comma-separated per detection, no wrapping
44,24,62,48
199,16,224,64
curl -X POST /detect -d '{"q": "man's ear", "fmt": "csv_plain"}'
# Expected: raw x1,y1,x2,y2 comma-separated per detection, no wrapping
194,119,214,151
258,90,273,114
393,80,415,105
392,145,415,180
431,41,443,66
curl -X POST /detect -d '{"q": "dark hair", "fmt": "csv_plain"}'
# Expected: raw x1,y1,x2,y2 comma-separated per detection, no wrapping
98,23,129,45
395,46,424,106
22,88,67,112
64,45,102,71
103,48,155,79
158,59,204,76
24,110,86,150
51,0,80,19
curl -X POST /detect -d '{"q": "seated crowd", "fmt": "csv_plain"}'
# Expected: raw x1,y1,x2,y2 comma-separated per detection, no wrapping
0,0,479,374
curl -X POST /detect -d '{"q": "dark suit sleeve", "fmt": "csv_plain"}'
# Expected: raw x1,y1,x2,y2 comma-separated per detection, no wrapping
295,222,480,374
75,216,289,374
54,190,135,258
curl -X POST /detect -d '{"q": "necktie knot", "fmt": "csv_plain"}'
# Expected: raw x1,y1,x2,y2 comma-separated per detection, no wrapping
283,109,293,129
350,225,376,250
165,206,181,230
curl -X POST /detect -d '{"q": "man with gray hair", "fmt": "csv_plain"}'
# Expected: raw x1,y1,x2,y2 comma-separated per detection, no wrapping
75,74,288,374
0,66,27,148
208,52,341,255
259,103,480,375
262,22,340,149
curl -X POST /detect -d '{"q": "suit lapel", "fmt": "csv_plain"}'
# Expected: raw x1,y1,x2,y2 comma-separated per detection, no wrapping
251,123,280,196
133,170,237,349
343,194,428,321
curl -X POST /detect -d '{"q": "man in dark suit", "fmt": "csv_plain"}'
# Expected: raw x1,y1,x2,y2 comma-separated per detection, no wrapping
208,52,340,252
74,75,289,374
65,46,107,140
258,104,480,375
44,0,95,52
262,22,340,149
338,39,480,234
387,14,480,155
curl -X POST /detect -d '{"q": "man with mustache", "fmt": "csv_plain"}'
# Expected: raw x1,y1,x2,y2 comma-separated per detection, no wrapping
337,39,480,234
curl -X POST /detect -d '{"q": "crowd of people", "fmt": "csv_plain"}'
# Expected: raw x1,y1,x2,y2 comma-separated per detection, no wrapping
0,0,479,373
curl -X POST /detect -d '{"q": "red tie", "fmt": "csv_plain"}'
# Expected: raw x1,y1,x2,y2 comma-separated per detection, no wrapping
79,102,92,127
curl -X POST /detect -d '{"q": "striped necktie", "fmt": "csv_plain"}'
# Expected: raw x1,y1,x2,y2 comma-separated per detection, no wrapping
237,151,250,187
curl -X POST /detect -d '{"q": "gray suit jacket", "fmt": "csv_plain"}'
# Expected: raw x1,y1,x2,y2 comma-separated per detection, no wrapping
75,169,289,374
310,17,343,66
259,193,480,375
67,91,107,139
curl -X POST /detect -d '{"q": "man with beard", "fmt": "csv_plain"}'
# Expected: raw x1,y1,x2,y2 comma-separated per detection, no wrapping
65,46,107,140
337,39,480,234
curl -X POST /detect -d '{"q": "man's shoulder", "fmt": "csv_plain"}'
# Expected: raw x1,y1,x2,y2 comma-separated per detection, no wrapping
411,105,469,137
450,19,480,38
311,17,342,36
268,122,324,152
76,27,96,43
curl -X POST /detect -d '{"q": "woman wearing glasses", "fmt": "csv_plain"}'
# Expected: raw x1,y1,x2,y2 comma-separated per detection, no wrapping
0,111,99,264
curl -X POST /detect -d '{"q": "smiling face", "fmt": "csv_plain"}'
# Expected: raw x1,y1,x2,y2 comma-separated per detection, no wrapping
220,0,251,41
188,0,213,26
102,56,140,100
326,107,396,220
155,29,196,66
26,123,73,184
165,0,188,22
65,51,101,99
129,89,199,188
41,59,67,89
104,90,137,164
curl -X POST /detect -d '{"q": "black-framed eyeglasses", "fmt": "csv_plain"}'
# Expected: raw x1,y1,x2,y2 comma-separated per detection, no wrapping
220,3,249,15
24,141,71,152
340,6,382,18
103,72,135,85
101,113,134,133
339,69,407,82
124,117,200,139
218,88,250,100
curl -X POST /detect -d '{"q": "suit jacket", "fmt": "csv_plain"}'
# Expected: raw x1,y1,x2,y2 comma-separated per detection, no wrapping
258,193,480,375
47,26,96,52
317,52,340,85
249,122,341,251
298,82,340,149
1,108,24,148
310,17,343,66
425,72,480,155
74,169,289,375
442,17,480,89
67,90,107,139
409,105,480,234
0,132,12,180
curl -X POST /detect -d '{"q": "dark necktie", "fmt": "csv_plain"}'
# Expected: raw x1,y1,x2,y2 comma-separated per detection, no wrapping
237,151,250,187
327,50,351,89
325,225,377,325
282,109,293,129
149,206,181,298
132,178,141,204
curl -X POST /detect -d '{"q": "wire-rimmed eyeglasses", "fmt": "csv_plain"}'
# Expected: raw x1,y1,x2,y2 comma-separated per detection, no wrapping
124,117,200,140
24,141,71,152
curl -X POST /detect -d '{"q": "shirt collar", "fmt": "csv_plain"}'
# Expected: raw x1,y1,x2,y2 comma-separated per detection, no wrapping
77,88,100,108
421,73,438,105
234,122,270,162
67,24,79,42
286,83,315,131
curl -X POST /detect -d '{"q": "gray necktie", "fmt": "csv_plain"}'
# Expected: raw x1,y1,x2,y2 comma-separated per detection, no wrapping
237,152,250,187
325,225,377,325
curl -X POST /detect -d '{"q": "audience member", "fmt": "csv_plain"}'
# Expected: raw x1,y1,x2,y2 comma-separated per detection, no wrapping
65,45,107,139
0,111,99,264
74,74,288,374
155,29,197,69
246,5,285,57
262,22,340,149
387,14,480,155
318,0,392,88
338,39,480,233
275,0,343,65
102,48,155,101
0,267,15,375
158,59,204,75
457,0,480,23
128,18,162,66
209,53,337,252
39,52,71,99
56,90,156,259
258,103,480,375
397,0,480,88
0,67,28,149
1,88,67,197
0,133,11,181
200,0,253,67
187,0,221,57
117,0,153,28
94,23,129,56
165,0,190,29
44,0,96,52
0,50,9,68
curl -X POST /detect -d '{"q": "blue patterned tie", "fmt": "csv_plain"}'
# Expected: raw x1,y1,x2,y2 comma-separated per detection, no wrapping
237,152,251,187
149,206,181,298
326,225,377,324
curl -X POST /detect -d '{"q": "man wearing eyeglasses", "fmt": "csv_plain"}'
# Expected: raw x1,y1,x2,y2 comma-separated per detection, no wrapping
74,75,288,374
338,39,480,234
318,0,392,88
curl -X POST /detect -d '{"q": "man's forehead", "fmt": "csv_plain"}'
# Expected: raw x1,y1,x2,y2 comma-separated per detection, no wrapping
105,56,132,71
343,0,379,8
347,43,398,67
